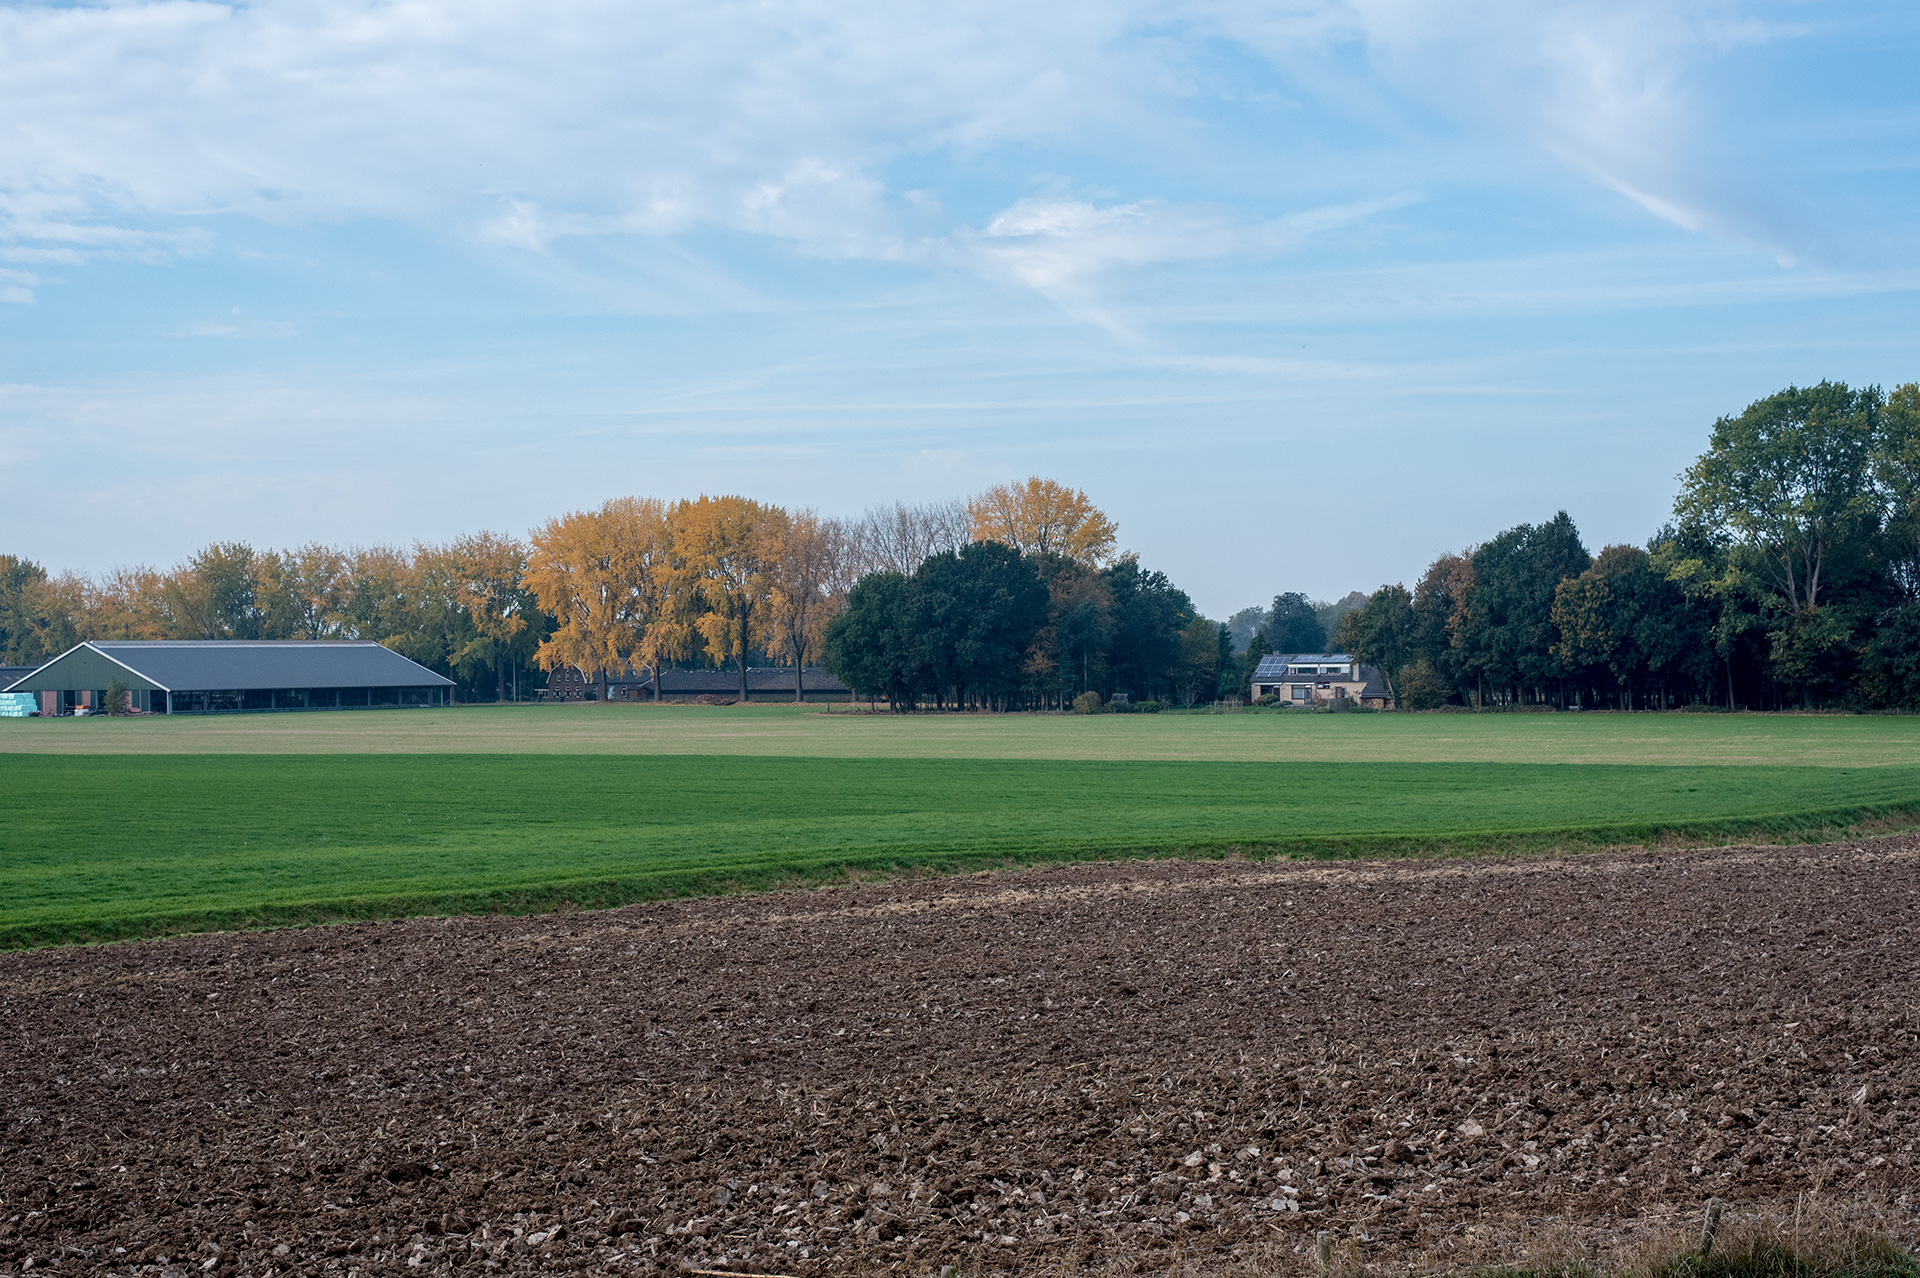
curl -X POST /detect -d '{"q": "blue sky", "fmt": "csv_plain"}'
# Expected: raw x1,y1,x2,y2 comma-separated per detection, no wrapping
2,0,1917,618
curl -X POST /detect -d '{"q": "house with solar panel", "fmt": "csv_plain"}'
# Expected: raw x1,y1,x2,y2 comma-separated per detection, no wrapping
1,640,454,715
1249,652,1393,709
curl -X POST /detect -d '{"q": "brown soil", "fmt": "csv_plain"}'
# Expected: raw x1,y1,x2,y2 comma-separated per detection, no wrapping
5,838,1920,1277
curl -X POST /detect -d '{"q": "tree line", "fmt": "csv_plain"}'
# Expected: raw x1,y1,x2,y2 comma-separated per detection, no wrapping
0,478,1231,707
1321,380,1920,710
9,380,1918,712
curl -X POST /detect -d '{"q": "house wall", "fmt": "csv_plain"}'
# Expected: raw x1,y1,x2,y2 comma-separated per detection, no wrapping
1254,679,1380,705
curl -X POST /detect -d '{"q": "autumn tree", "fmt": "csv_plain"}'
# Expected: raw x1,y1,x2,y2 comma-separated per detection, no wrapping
847,500,969,578
670,495,780,702
163,543,263,640
966,478,1119,566
765,510,848,701
441,532,538,702
85,567,171,640
527,498,672,701
334,546,420,651
8,570,86,663
256,544,348,639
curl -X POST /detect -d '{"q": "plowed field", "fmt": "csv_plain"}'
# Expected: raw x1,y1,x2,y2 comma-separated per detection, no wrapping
5,838,1919,1277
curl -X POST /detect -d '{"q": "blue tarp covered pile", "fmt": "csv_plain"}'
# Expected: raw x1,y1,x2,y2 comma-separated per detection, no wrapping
0,693,37,717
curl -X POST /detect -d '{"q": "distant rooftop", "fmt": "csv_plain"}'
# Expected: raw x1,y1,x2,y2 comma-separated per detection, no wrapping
5,640,453,692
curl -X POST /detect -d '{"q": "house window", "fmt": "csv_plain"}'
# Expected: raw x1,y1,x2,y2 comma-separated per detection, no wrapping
1291,685,1309,701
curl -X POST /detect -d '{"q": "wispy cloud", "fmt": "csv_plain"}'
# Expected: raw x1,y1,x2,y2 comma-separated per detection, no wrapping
0,0,1858,288
951,193,1419,333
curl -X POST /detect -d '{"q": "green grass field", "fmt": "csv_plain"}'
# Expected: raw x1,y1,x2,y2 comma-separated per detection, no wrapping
4,706,1920,946
6,700,1920,764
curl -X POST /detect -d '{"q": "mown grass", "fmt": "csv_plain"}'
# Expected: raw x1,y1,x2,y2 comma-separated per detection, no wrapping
6,701,1920,766
6,753,1920,947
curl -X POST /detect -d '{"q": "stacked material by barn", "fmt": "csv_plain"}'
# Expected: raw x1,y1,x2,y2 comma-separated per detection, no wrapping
0,667,36,717
2,641,454,715
1250,652,1394,708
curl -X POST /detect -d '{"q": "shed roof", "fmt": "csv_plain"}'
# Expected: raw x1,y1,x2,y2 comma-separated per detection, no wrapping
3,641,454,693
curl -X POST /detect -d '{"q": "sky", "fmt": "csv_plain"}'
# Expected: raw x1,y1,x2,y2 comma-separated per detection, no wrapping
2,0,1918,619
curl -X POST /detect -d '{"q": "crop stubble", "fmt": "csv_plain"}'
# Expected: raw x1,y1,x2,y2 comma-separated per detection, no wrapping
3,838,1918,1275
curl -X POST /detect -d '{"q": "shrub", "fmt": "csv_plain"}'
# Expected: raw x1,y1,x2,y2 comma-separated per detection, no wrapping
1394,659,1450,710
1072,690,1103,715
104,677,132,717
1136,700,1164,713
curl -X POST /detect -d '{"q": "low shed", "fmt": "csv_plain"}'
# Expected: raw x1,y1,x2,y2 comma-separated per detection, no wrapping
2,640,454,715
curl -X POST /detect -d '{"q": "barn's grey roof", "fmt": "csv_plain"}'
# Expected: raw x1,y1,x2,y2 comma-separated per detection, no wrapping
7,641,454,692
0,666,35,689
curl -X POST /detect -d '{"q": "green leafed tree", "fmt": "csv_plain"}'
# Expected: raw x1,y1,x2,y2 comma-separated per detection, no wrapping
822,571,918,710
1333,583,1415,679
0,554,50,664
1267,591,1325,653
1676,382,1881,614
907,541,1049,710
1173,617,1219,707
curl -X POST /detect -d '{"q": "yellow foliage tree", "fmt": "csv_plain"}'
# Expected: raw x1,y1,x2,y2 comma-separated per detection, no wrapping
965,478,1118,565
526,497,672,700
669,495,780,702
764,509,848,701
256,544,348,640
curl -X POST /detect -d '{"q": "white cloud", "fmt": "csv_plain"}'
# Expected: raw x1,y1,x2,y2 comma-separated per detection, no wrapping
953,192,1418,328
1228,0,1801,253
0,267,39,304
0,0,1149,262
0,0,1838,284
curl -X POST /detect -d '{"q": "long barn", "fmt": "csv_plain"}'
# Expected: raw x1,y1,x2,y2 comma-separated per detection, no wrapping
2,640,454,715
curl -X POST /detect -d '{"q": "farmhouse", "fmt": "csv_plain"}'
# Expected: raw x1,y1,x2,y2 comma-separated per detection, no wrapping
2,640,454,715
1251,652,1394,709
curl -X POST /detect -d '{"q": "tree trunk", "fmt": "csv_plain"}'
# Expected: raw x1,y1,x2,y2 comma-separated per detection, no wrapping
738,612,751,703
794,661,804,704
496,653,506,704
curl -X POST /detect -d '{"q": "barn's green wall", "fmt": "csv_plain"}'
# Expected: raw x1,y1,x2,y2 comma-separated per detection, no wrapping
9,647,163,692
